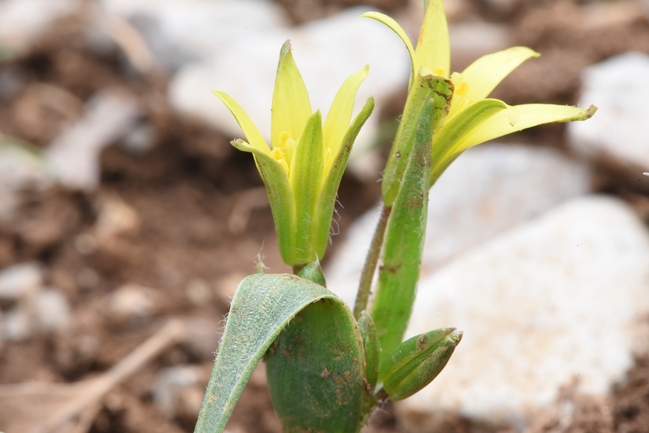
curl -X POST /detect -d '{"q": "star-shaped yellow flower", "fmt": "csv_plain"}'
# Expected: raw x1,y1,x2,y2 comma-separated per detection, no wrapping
214,41,374,267
363,0,596,198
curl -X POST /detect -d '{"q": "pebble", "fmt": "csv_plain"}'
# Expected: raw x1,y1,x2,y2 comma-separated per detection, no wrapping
326,144,592,307
168,7,410,178
398,196,649,430
105,283,158,322
0,139,52,221
34,288,70,333
0,262,43,305
569,52,649,181
3,287,70,340
152,365,205,419
44,91,140,191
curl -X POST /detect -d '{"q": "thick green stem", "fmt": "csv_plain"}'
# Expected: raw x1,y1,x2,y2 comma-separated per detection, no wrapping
353,204,391,319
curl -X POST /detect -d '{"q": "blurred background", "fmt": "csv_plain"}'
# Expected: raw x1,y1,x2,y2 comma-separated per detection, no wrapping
1,0,649,432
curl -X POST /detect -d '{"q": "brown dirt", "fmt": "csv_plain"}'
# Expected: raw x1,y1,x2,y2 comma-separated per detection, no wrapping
0,0,648,432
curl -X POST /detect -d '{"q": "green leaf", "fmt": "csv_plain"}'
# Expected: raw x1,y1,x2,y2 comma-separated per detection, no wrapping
265,297,366,433
371,96,434,357
379,328,462,401
194,273,339,433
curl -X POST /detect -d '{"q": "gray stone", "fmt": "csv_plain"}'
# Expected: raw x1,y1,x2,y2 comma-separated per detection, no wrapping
34,288,70,333
398,196,649,430
0,140,52,221
326,144,592,306
44,91,140,191
106,283,159,322
152,365,205,419
569,52,649,177
100,0,288,71
0,262,43,303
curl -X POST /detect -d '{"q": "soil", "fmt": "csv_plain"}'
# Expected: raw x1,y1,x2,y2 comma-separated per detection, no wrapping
0,1,649,432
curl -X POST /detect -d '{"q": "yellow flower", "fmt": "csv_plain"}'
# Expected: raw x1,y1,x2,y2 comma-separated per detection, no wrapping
214,41,374,267
363,0,596,195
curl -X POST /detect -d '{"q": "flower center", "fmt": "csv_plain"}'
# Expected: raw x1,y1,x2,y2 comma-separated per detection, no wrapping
271,131,297,174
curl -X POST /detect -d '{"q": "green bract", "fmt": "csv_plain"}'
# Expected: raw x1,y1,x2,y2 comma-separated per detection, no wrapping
363,0,596,197
214,41,374,266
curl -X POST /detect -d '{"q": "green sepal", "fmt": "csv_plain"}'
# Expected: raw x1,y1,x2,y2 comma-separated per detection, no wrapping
379,328,462,401
313,97,375,261
265,298,365,433
358,311,380,390
290,111,324,265
371,97,435,357
194,273,339,433
232,139,297,265
429,98,507,186
296,260,327,287
381,72,453,206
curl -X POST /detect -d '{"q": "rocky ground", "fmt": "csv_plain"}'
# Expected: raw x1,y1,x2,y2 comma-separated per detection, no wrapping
1,0,649,432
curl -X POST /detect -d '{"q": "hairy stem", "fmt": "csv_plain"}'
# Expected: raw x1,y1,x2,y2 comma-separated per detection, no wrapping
353,204,391,319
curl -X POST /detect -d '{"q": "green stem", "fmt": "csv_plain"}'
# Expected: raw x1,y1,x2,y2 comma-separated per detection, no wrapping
353,204,391,319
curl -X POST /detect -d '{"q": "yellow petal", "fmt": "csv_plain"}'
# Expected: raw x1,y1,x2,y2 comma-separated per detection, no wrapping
272,41,312,149
414,0,450,78
361,11,416,85
455,103,597,152
450,47,539,116
213,91,269,153
322,65,369,172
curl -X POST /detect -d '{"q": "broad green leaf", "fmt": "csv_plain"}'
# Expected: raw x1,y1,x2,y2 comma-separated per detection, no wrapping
379,328,462,401
266,297,365,433
194,273,337,433
313,97,374,260
372,97,434,357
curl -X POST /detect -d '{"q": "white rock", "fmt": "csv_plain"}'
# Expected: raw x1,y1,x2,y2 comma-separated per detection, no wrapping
326,144,592,306
0,0,81,52
152,365,204,418
399,196,649,430
0,262,43,302
100,0,289,71
3,306,32,341
3,287,70,340
45,92,140,191
34,288,70,333
168,7,410,178
0,140,53,221
106,283,158,321
569,52,649,176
